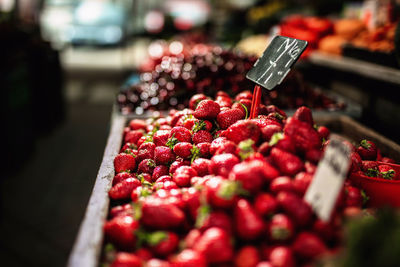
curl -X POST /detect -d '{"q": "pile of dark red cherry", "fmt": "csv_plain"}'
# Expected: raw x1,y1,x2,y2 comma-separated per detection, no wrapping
116,43,345,115
104,91,393,267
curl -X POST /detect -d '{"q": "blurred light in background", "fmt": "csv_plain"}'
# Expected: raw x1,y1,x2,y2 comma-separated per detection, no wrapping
0,0,14,12
144,10,164,33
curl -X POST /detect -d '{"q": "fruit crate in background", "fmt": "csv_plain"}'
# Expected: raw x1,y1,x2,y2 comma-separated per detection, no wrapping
67,113,399,267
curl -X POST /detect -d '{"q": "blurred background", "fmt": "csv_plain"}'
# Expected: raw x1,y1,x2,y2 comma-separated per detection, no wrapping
0,0,399,266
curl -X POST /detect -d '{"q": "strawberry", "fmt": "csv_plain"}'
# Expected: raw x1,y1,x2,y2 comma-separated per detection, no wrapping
198,210,232,234
138,159,156,175
254,193,278,217
110,252,142,267
225,120,261,144
269,133,296,154
169,126,192,143
170,249,207,267
268,214,294,241
152,165,169,181
349,151,362,173
153,130,170,146
268,246,295,267
357,139,377,160
146,259,170,267
210,137,228,155
378,164,396,179
193,227,233,264
345,185,364,207
361,160,378,174
252,116,282,129
209,153,240,177
293,106,314,126
173,166,198,187
189,93,208,110
114,153,136,173
235,90,253,100
217,108,245,130
234,199,265,240
232,99,251,117
137,142,156,162
155,146,175,165
205,177,238,208
191,158,211,176
277,192,312,227
216,95,233,108
147,231,179,257
184,229,202,249
284,118,321,152
270,148,304,176
104,215,139,250
305,149,322,164
214,140,237,155
261,125,282,142
258,142,271,156
312,218,338,242
113,172,134,186
169,159,190,174
135,247,153,261
234,246,260,267
182,187,201,219
304,162,317,174
129,119,147,130
317,126,330,140
109,178,141,200
110,203,133,218
173,142,193,158
193,100,220,120
292,232,327,260
269,176,295,194
141,196,185,229
381,157,396,164
192,130,213,144
264,105,287,118
125,130,144,144
292,172,313,196
121,142,137,153
256,262,273,267
196,142,211,157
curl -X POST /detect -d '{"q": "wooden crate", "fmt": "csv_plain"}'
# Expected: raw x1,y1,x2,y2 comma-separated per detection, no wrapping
67,114,400,267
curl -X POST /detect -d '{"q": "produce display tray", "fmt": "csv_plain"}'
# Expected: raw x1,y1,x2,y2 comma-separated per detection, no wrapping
67,113,400,267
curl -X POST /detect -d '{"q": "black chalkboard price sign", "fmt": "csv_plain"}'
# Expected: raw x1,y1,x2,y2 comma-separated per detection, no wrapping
246,36,308,90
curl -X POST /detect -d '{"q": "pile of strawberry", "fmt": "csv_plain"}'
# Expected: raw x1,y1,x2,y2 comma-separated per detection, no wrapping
349,139,398,180
103,91,370,267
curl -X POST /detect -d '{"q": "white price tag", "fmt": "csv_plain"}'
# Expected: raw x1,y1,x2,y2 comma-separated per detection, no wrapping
304,138,351,222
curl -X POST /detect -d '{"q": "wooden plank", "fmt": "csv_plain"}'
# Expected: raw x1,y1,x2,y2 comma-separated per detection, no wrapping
309,52,400,85
67,113,126,267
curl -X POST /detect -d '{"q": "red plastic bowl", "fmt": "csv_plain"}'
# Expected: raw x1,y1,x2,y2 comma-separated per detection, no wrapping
350,162,400,207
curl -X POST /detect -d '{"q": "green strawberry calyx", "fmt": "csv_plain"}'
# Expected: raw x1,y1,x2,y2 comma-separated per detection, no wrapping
192,120,206,133
360,139,372,150
365,168,379,177
238,139,254,160
195,204,211,228
166,133,179,149
269,132,284,146
190,145,201,164
147,231,168,246
380,169,395,180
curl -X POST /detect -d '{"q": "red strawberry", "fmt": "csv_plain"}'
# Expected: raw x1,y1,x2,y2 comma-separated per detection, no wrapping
169,126,192,143
293,106,314,126
146,259,170,267
234,246,260,267
153,130,170,146
113,172,134,186
110,252,141,267
153,180,178,191
170,249,207,267
155,146,175,165
192,130,213,144
277,192,312,227
184,229,202,249
152,165,169,181
304,162,317,174
305,149,322,164
256,262,273,267
133,247,152,261
235,199,265,240
109,178,141,200
284,118,321,152
216,95,233,108
270,148,304,176
268,246,295,267
317,126,330,140
209,153,240,177
264,105,287,118
268,214,294,241
173,166,198,187
252,116,282,129
349,151,362,173
232,99,251,117
214,140,237,155
110,203,133,218
312,218,338,242
235,90,253,101
217,108,245,130
381,157,396,164
138,159,156,175
191,158,211,176
261,125,282,142
258,142,271,156
125,130,144,144
193,100,220,120
121,142,137,153
361,160,378,173
205,177,237,208
357,139,377,160
193,227,233,264
292,172,313,196
269,133,296,154
104,215,139,250
189,94,208,110
114,153,136,173
173,142,193,158
141,196,185,229
345,185,364,207
129,119,146,130
196,142,211,157
292,232,327,260
225,120,261,144
198,210,232,234
148,231,179,257
270,176,295,194
254,193,278,217
182,187,201,219
210,137,228,155
379,164,396,179
137,142,156,162
169,159,190,174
